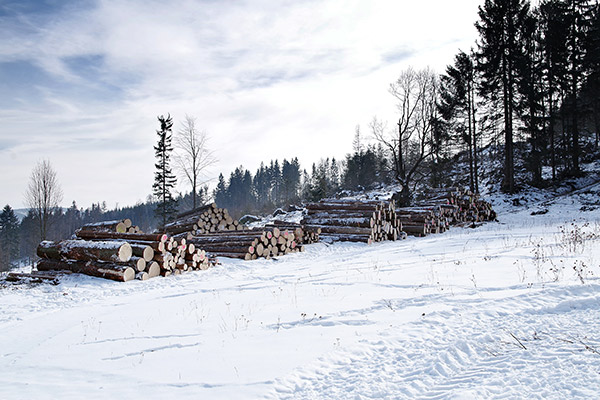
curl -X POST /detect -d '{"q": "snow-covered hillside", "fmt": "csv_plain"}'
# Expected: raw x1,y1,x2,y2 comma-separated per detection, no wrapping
1,186,600,399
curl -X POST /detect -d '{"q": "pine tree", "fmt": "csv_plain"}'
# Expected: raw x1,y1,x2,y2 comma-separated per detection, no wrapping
153,114,178,228
582,2,600,147
0,205,20,271
539,0,570,179
214,173,229,208
439,50,480,192
476,0,531,193
517,8,547,185
564,0,593,174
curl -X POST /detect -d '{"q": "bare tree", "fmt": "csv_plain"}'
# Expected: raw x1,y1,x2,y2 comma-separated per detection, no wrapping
174,115,217,210
25,159,63,241
372,67,438,206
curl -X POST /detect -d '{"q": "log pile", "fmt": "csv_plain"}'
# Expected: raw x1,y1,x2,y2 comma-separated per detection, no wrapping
396,187,497,236
301,199,403,244
36,240,139,282
33,224,220,282
74,230,218,277
267,220,321,245
80,218,143,234
187,227,303,261
163,203,243,236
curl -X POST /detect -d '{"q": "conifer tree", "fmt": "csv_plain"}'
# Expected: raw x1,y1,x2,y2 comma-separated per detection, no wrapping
0,205,20,271
153,114,178,228
476,0,530,193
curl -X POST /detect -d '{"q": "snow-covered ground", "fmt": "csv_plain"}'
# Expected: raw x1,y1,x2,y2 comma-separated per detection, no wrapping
1,188,600,399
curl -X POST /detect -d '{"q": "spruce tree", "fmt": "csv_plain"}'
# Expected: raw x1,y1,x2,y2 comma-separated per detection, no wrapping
476,0,530,193
0,205,20,271
153,114,178,229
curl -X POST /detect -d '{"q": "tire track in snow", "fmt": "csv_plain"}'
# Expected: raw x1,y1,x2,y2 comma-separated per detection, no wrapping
268,285,600,399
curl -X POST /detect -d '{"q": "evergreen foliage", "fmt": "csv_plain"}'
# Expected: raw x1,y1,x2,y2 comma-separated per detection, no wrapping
153,114,178,228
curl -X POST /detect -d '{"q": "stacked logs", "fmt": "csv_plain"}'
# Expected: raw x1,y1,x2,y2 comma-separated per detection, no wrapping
267,220,321,245
187,227,303,261
36,239,140,282
74,230,218,277
34,224,220,281
163,203,243,236
81,218,143,234
396,187,497,236
155,235,218,276
395,207,450,237
301,199,403,244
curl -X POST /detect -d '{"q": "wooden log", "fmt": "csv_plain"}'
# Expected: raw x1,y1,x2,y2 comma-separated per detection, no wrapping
76,230,168,243
302,216,375,228
213,252,253,261
129,243,154,262
303,224,375,235
136,271,149,280
319,233,373,244
37,240,132,263
37,259,135,282
80,219,129,233
193,244,255,254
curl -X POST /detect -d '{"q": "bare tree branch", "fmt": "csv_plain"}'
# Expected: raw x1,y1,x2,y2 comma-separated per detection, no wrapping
174,115,218,209
25,159,63,241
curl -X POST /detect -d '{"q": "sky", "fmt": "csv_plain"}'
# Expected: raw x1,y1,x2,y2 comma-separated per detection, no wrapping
0,0,484,210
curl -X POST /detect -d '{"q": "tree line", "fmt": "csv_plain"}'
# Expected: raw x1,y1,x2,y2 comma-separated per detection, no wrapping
212,138,392,217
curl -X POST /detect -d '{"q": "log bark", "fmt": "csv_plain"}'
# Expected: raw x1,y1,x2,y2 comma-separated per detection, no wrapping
37,240,132,263
37,259,135,282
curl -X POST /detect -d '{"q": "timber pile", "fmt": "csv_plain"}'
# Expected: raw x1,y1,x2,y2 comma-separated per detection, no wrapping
187,227,303,260
301,199,403,244
397,187,497,236
74,230,218,277
267,220,321,245
81,218,143,234
36,239,139,282
34,227,220,282
163,203,243,236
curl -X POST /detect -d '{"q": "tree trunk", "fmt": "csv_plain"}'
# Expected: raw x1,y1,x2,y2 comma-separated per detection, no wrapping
37,240,132,263
37,259,135,282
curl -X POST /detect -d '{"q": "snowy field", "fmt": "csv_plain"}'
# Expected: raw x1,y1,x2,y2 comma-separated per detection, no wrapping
1,190,600,399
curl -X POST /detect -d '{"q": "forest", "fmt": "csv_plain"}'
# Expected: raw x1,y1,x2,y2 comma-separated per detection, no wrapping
1,0,599,271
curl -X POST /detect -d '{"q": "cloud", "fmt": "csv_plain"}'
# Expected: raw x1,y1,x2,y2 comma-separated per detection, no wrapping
0,0,484,209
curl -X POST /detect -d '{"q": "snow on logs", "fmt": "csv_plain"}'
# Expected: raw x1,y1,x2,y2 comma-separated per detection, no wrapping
186,227,304,260
163,203,243,236
80,218,143,234
302,199,402,244
396,188,497,236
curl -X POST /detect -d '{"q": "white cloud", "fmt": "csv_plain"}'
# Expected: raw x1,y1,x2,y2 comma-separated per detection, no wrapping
0,0,484,209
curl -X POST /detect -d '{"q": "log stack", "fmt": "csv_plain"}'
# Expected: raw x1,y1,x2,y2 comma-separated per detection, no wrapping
187,227,303,260
34,224,221,281
74,230,218,277
36,239,138,282
396,187,497,236
80,218,143,234
267,220,321,245
163,203,243,236
301,199,403,244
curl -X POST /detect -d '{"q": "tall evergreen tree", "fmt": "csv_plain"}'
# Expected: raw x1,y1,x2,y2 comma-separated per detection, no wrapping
564,0,593,173
539,0,570,179
476,0,530,193
0,205,20,271
517,7,547,185
153,114,178,228
582,2,600,147
439,50,480,192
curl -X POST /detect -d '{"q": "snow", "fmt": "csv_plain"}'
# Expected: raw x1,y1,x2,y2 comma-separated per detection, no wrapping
2,187,600,399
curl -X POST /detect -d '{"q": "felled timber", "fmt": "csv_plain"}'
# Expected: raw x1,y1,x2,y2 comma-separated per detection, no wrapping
37,259,135,282
37,240,132,263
